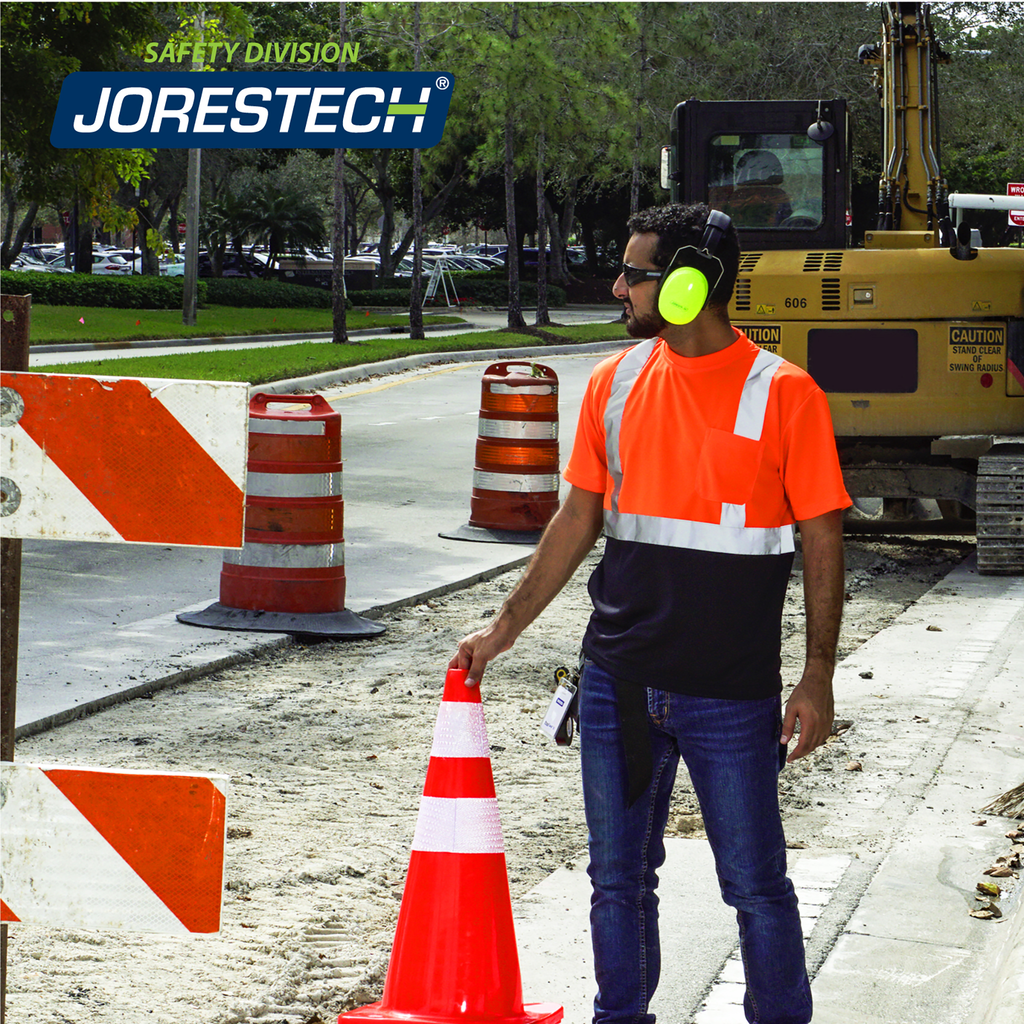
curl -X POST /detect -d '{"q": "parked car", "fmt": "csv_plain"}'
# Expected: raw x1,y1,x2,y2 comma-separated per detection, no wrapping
464,244,507,257
106,249,143,273
90,253,132,275
9,254,72,273
160,253,186,277
196,251,265,278
468,255,505,269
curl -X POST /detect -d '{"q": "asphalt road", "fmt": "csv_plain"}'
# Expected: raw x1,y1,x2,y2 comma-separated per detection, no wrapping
14,323,623,737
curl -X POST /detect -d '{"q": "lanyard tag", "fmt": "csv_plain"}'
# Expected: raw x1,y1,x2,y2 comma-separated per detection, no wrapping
540,680,578,746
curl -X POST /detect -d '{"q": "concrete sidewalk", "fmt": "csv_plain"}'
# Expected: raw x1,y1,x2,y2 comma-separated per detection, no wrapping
515,558,1024,1024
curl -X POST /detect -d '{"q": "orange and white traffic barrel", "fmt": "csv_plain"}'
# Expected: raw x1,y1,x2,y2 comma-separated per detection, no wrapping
441,362,560,544
178,393,384,639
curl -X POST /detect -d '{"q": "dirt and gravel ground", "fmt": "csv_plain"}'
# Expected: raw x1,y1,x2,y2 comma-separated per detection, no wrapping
6,533,974,1024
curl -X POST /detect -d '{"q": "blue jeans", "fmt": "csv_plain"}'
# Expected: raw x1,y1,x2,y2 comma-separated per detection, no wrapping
579,661,811,1024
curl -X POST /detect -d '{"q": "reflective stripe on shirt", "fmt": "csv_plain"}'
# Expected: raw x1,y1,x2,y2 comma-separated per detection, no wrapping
605,509,794,555
604,338,658,515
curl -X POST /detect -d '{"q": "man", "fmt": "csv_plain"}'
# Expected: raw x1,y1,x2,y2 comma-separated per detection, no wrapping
451,202,849,1024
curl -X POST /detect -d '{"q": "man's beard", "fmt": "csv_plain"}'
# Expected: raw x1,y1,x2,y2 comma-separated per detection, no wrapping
624,306,667,339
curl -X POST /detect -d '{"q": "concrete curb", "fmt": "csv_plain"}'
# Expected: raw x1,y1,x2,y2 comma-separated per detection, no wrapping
973,876,1024,1023
13,551,535,742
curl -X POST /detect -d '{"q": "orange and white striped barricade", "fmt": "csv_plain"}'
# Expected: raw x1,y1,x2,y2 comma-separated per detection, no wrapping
0,763,227,933
441,362,560,544
339,668,562,1024
0,372,247,546
179,392,384,639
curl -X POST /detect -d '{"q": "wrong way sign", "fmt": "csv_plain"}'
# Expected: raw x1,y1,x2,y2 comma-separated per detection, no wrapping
1009,183,1024,227
0,372,247,547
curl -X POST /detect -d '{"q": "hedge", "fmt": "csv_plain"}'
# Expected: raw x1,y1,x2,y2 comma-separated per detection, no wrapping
347,288,412,307
0,270,207,309
0,268,562,311
371,275,566,308
203,277,351,309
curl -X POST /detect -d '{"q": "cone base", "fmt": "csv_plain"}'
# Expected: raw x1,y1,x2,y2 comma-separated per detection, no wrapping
177,602,386,639
438,524,542,545
339,1001,563,1024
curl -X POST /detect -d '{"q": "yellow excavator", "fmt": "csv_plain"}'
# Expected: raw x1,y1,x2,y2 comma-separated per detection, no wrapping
662,1,1024,573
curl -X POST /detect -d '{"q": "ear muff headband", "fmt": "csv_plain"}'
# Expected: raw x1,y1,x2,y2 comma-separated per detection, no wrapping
656,210,732,325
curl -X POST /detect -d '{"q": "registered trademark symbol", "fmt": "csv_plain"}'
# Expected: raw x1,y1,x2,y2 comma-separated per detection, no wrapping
435,76,450,90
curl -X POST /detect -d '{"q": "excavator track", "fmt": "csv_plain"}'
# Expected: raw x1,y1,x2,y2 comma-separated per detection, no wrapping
976,450,1024,575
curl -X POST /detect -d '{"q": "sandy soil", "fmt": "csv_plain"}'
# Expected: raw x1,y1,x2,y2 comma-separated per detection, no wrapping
5,534,973,1024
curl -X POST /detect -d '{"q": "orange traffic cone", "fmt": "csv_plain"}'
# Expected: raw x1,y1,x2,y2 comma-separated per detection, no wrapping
339,668,563,1024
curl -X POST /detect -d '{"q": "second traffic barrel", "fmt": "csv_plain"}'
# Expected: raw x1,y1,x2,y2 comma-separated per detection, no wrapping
178,392,384,638
442,362,560,543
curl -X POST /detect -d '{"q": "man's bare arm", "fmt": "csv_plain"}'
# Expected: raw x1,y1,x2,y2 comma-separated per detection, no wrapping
781,508,845,762
450,485,604,686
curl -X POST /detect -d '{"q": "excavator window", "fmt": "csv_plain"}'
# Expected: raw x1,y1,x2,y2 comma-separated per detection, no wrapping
708,133,824,231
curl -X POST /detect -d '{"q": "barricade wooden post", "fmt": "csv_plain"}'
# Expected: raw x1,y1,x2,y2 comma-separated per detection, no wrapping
0,291,30,1024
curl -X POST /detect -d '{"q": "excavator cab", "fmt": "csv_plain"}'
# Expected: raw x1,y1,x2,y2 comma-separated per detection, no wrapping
662,99,850,250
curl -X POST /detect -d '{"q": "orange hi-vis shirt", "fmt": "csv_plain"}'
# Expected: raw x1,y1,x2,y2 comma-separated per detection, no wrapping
564,330,850,698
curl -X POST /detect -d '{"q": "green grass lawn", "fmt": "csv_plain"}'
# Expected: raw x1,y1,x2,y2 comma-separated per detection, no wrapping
34,321,630,385
28,304,463,345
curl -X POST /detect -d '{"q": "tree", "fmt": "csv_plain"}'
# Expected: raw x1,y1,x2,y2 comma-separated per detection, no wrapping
451,3,634,325
0,1,161,267
931,8,1024,241
249,189,326,274
332,1,349,344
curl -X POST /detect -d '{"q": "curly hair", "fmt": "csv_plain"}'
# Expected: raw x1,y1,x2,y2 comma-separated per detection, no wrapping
626,202,740,312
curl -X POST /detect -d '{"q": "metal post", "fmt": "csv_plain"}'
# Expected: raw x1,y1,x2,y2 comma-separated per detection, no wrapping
0,291,31,1024
182,146,201,325
182,12,204,326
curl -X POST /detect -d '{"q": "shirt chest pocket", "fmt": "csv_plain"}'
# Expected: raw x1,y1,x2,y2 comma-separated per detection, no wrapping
695,427,765,506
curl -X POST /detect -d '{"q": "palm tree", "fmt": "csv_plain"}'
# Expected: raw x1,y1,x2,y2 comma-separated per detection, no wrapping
249,189,327,278
200,193,256,277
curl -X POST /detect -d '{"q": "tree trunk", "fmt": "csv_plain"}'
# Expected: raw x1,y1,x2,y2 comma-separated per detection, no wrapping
74,201,93,275
1,198,39,269
534,131,550,326
408,2,425,340
374,151,395,279
545,180,576,286
332,1,349,344
168,195,181,253
504,112,525,328
391,159,465,265
135,184,160,276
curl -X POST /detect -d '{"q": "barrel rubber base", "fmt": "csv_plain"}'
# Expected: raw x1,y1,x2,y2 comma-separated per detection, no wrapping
438,524,542,545
177,603,386,639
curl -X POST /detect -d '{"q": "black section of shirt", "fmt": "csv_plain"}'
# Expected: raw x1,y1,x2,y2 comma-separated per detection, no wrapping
582,537,795,699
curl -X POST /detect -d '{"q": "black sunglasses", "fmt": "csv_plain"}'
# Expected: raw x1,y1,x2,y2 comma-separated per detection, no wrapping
620,263,665,287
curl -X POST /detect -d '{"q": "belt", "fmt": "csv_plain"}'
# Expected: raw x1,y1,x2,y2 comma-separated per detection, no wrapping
613,677,653,808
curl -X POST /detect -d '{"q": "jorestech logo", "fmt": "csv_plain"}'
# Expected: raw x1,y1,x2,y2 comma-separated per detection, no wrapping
50,72,454,149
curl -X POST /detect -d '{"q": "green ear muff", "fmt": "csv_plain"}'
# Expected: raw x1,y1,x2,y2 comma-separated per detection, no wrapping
655,210,732,326
657,265,710,325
